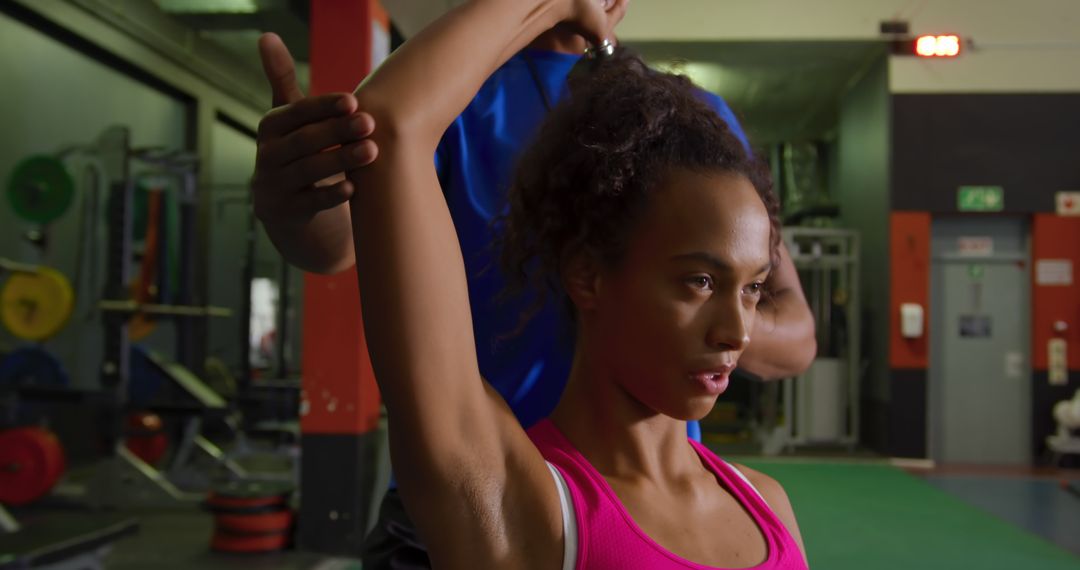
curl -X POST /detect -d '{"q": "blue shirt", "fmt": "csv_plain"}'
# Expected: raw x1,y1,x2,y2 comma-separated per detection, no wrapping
436,49,751,431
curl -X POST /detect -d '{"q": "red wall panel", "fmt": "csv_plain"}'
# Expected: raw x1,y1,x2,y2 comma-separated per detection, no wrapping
889,212,931,369
1031,214,1080,370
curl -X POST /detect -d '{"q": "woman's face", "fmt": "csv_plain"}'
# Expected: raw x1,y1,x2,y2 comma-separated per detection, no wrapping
587,168,772,421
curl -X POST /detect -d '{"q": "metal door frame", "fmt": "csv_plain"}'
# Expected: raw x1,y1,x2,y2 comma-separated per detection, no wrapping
927,216,1032,464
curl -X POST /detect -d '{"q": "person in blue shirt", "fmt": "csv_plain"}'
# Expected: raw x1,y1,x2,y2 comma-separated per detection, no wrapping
436,47,758,435
253,8,815,568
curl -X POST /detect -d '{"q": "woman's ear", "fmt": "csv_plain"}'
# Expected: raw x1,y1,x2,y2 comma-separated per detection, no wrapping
562,251,601,312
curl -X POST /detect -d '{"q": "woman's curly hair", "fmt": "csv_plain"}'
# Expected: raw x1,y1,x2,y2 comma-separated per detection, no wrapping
496,48,780,326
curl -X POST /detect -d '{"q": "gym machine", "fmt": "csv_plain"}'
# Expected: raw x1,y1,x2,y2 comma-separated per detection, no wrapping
764,227,861,454
0,258,138,567
2,126,241,508
1047,389,1080,497
746,142,861,454
82,126,243,507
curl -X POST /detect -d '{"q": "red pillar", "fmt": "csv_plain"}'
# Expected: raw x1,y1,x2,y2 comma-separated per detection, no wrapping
302,0,382,438
299,0,388,553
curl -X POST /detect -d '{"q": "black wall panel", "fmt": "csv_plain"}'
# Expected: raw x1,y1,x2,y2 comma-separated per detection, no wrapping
888,368,928,458
892,94,1080,213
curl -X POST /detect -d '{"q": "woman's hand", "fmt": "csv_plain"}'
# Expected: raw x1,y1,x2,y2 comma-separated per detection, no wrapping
563,0,628,47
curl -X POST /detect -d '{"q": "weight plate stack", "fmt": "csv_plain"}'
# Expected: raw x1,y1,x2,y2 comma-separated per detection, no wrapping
206,480,295,513
206,480,296,553
210,532,290,553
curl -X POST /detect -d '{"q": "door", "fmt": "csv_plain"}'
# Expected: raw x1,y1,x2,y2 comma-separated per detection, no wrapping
929,217,1030,465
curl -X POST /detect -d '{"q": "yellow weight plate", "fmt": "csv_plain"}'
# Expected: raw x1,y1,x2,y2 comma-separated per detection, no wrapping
1,267,75,341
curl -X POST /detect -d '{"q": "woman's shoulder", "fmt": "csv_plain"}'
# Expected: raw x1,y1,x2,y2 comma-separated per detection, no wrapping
726,462,791,513
727,463,807,560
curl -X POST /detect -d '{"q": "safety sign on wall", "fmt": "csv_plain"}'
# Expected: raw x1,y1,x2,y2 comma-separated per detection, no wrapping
1049,339,1068,385
959,315,992,338
957,236,994,257
1036,259,1073,286
1057,192,1080,216
958,186,1004,212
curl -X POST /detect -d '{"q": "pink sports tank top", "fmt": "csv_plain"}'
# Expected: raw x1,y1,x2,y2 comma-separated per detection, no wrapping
528,419,808,570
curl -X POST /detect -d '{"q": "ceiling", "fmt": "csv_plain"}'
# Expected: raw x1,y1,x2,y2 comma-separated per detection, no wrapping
629,40,888,145
150,1,886,145
154,0,312,92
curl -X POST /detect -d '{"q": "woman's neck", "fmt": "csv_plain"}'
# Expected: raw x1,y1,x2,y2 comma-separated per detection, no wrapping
548,343,704,485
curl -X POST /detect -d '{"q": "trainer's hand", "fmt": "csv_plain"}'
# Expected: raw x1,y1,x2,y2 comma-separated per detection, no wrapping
253,32,379,226
565,0,628,47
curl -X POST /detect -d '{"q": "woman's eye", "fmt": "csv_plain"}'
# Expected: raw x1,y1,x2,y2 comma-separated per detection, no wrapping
743,281,765,296
687,276,714,290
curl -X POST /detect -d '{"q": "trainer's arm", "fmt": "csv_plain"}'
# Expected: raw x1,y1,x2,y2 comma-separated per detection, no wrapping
741,242,816,379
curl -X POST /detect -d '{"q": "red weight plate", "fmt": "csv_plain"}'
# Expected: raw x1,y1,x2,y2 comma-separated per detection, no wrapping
124,412,168,466
126,430,168,465
215,510,294,535
42,429,65,487
211,531,289,553
126,434,168,466
127,412,164,433
206,493,287,511
0,427,65,505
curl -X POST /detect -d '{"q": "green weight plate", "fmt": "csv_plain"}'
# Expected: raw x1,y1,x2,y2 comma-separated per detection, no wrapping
6,156,74,225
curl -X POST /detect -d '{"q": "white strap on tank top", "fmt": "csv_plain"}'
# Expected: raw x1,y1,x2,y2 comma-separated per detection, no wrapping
722,460,768,505
546,461,578,570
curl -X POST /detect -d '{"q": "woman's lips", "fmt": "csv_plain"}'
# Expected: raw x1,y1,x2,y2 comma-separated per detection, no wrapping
689,371,731,395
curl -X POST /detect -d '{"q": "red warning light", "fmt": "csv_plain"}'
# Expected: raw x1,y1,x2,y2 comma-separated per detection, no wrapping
915,35,961,57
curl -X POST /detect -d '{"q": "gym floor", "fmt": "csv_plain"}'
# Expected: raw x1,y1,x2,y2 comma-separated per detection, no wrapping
105,510,347,570
745,460,1080,569
14,456,1070,569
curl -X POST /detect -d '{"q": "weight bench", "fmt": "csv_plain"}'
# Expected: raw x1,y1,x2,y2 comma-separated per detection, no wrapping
0,512,137,570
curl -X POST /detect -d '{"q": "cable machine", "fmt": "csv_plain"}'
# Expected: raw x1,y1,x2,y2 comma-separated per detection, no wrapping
779,227,861,452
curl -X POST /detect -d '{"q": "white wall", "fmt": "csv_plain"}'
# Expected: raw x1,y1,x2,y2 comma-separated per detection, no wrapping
618,0,1080,93
619,0,905,41
13,0,267,122
388,0,1080,93
886,0,1080,92
384,0,459,38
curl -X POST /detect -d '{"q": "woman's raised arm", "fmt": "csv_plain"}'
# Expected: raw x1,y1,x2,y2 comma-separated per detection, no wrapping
346,0,622,566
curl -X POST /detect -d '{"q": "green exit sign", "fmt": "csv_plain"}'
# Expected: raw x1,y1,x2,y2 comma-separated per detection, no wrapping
958,186,1004,212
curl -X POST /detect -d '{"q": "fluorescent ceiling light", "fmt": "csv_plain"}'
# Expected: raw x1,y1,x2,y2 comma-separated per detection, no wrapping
652,61,732,93
157,0,259,14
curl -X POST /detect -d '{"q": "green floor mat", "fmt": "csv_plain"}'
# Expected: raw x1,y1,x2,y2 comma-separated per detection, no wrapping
737,460,1080,570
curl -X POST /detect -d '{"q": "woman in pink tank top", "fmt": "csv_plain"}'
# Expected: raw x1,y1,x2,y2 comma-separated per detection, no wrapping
340,0,810,567
531,420,807,569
